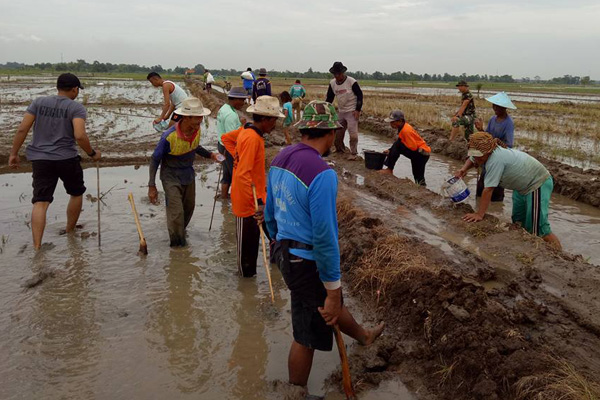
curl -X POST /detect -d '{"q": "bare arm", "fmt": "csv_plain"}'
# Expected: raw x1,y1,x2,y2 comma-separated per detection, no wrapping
455,158,475,178
8,113,35,168
456,99,470,117
73,118,101,160
464,187,494,222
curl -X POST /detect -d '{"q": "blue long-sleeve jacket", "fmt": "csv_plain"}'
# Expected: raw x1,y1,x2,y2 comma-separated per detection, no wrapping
265,143,341,289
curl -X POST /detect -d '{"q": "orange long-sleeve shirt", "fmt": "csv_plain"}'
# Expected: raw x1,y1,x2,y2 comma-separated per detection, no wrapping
398,123,431,153
225,125,266,218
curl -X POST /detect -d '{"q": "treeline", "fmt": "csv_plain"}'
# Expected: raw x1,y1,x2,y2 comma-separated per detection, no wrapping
0,61,594,85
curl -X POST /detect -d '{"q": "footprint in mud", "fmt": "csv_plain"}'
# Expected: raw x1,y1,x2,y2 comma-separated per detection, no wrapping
18,244,28,254
259,301,282,321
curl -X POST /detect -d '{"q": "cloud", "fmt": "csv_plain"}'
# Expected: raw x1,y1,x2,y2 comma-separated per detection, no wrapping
0,34,43,43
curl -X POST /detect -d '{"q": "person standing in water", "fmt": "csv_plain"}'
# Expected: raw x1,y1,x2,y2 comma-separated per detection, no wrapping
474,92,516,202
8,73,102,250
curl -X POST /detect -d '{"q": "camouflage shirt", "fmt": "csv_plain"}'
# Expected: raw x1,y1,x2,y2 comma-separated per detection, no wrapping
461,91,476,116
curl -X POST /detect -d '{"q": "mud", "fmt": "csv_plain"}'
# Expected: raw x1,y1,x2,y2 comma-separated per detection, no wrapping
359,117,600,208
326,157,600,398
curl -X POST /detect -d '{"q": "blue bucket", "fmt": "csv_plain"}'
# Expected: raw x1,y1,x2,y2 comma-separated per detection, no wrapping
443,177,470,203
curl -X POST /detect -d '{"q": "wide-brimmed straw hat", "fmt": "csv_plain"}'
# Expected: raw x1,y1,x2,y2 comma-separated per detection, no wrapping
247,96,285,118
329,61,348,74
485,92,517,110
227,87,248,99
174,97,211,117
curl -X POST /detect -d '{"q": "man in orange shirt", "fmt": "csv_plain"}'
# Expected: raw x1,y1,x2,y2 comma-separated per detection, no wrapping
379,110,430,186
222,96,285,277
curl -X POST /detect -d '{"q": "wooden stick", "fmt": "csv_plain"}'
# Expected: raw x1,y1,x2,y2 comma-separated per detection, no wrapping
127,193,148,255
209,163,223,231
251,184,275,303
96,160,101,247
334,324,356,399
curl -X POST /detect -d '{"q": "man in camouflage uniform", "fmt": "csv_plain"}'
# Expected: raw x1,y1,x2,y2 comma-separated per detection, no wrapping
449,80,477,141
265,100,384,389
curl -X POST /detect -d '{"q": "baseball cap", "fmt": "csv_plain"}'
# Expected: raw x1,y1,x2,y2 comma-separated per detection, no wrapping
57,73,84,90
384,110,405,122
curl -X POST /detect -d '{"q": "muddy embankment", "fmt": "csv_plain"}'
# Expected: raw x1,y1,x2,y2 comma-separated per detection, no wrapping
324,152,600,399
359,117,600,208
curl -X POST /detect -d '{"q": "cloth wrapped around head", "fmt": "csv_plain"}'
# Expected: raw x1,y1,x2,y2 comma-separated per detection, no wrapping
467,131,508,157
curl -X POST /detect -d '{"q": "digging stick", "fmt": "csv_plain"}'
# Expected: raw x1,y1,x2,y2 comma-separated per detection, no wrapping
127,193,148,255
208,163,223,231
333,324,356,399
96,160,101,247
251,184,275,303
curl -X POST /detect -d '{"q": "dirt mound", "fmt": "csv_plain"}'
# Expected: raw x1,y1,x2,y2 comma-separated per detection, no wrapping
333,195,600,399
359,117,600,208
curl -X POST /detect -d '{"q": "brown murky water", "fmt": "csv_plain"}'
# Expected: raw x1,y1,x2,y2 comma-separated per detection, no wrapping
0,163,414,399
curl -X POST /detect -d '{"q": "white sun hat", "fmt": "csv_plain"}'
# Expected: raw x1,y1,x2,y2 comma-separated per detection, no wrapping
247,95,285,118
485,92,517,110
174,97,211,117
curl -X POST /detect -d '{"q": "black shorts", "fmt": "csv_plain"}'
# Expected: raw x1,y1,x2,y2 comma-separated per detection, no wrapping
170,112,182,123
276,240,333,351
31,156,86,203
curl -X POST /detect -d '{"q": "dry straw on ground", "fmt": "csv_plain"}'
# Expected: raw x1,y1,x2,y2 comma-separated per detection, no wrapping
515,357,600,400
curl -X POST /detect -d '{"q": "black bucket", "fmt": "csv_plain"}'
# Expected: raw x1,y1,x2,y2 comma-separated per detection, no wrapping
364,151,387,170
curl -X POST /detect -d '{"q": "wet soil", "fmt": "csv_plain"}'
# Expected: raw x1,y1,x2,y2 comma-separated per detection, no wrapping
322,151,600,399
359,117,600,208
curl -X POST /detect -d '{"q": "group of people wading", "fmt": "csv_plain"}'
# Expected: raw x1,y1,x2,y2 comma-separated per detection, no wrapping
8,63,561,395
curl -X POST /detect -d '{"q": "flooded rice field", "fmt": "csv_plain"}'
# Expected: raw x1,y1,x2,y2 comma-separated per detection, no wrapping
361,85,600,104
0,164,411,399
352,133,600,265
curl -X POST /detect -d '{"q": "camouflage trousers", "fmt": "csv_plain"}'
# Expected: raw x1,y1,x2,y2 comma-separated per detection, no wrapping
452,114,476,140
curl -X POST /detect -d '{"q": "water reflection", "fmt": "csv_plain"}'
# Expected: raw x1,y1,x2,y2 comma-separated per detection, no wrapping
26,235,100,398
150,248,211,393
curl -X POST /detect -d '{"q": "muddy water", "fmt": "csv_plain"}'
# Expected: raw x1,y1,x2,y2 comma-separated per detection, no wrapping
349,133,600,265
0,163,413,398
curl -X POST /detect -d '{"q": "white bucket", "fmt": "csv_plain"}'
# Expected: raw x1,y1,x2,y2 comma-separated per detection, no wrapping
442,177,470,203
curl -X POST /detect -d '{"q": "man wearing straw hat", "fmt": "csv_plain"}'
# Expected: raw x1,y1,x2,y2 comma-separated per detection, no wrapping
216,87,248,199
265,101,384,388
222,95,284,277
456,132,562,249
148,97,221,247
326,61,364,161
474,92,517,202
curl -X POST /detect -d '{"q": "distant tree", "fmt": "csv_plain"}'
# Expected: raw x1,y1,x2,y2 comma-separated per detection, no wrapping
150,65,165,73
173,66,188,74
193,64,205,74
581,76,591,85
534,75,541,83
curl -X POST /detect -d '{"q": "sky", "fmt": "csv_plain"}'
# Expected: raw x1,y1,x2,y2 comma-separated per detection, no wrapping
1,0,599,79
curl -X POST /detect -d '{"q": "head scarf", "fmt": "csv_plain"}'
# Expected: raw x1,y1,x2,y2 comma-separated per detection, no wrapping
468,131,507,155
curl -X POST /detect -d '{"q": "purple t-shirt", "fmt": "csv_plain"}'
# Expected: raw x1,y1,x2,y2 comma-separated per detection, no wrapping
486,115,514,148
25,95,87,161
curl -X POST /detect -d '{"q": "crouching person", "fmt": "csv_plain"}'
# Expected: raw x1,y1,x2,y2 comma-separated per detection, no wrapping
378,110,430,186
148,97,220,246
265,101,385,389
456,132,561,250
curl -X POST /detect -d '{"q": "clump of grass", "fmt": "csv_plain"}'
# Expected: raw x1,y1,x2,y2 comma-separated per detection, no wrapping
516,253,536,266
350,228,435,298
515,358,600,400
